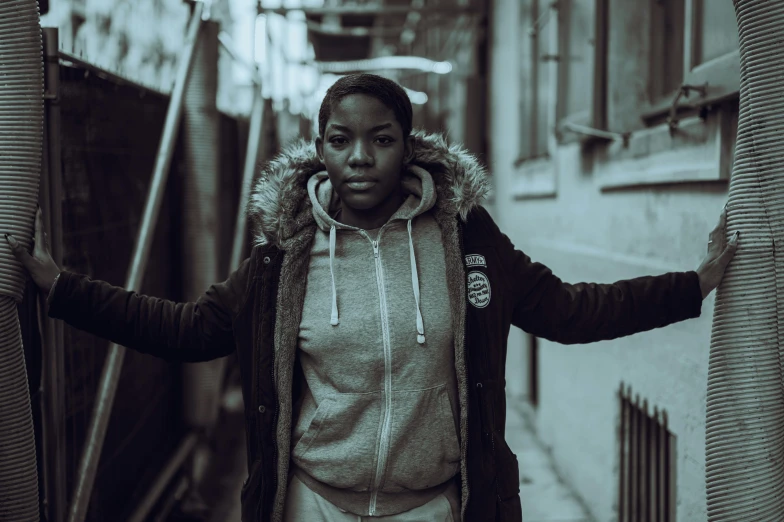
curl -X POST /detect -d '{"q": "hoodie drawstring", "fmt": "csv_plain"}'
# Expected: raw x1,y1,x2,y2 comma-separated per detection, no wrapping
407,220,426,345
327,221,426,345
329,225,339,326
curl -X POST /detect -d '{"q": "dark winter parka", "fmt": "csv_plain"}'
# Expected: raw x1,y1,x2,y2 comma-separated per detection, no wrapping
46,130,704,522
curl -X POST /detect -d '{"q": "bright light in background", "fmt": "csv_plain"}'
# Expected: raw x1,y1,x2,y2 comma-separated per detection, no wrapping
301,75,429,128
431,61,453,74
403,87,429,105
229,0,257,85
284,9,310,114
314,56,454,75
258,0,324,112
252,0,437,116
254,15,267,67
261,0,326,8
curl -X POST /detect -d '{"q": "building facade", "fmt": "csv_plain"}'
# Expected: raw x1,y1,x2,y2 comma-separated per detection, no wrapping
489,1,740,520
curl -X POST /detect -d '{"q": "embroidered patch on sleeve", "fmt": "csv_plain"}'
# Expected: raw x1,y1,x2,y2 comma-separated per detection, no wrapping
467,271,491,308
464,254,486,268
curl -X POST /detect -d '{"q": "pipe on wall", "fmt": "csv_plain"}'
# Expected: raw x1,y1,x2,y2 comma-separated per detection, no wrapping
38,26,66,522
180,19,225,435
179,20,228,493
0,0,44,520
705,1,784,520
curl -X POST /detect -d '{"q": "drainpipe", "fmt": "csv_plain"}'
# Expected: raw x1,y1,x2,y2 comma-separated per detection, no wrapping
228,45,265,275
179,17,225,487
705,1,784,520
181,18,222,433
39,26,66,522
0,0,44,520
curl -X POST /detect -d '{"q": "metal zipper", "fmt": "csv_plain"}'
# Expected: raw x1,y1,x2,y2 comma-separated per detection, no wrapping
365,232,393,516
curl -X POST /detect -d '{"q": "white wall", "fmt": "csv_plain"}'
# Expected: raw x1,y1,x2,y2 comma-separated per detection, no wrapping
490,0,730,520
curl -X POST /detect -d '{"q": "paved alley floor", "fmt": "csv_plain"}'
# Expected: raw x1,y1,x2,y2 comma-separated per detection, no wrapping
203,392,594,522
505,402,594,522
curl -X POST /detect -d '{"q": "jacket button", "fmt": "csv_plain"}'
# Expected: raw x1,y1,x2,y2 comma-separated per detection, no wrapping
263,256,271,264
258,405,266,413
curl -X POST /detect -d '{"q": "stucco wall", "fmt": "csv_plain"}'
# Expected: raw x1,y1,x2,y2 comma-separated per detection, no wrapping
490,0,730,520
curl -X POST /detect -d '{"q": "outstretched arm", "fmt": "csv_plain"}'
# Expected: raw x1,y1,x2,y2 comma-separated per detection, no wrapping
6,207,252,362
45,259,252,362
477,206,735,345
509,254,703,345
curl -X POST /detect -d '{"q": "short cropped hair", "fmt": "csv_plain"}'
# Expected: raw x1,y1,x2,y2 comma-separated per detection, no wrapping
318,73,413,138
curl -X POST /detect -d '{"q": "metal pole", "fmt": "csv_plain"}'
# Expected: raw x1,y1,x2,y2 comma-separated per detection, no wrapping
229,83,264,272
125,433,199,522
39,27,66,522
66,4,204,521
152,475,191,522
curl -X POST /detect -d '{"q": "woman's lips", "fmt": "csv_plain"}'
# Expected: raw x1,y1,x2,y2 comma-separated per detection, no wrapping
345,180,376,190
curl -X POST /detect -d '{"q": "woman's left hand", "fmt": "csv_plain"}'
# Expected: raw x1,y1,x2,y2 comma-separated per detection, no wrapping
695,204,739,299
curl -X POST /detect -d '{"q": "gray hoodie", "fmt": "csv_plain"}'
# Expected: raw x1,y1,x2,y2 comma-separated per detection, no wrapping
290,165,461,517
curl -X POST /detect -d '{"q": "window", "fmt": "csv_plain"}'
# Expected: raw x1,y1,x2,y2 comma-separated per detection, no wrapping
680,0,740,105
592,0,739,189
648,0,685,104
689,0,739,65
554,0,603,141
604,0,740,133
518,0,556,161
514,1,559,198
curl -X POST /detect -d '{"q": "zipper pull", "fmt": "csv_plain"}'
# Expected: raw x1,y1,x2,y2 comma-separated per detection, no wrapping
372,240,379,258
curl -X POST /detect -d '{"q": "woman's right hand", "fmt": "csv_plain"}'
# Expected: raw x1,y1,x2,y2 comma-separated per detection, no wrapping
4,207,62,294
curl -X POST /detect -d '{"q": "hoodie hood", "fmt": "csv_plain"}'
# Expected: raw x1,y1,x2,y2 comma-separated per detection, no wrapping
306,164,438,233
247,129,490,249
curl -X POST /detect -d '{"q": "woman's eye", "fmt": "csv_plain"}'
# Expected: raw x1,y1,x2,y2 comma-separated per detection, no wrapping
375,136,393,145
330,137,347,145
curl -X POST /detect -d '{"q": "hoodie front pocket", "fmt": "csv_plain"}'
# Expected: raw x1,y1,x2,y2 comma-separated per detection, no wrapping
291,391,384,491
384,383,461,492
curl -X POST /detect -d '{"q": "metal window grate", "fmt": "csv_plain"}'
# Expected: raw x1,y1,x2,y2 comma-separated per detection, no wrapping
618,382,677,522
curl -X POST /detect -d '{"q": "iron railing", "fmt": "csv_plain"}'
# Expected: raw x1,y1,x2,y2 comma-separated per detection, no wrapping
618,382,677,522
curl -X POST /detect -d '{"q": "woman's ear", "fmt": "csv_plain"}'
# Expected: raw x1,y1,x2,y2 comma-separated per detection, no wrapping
315,136,325,163
403,135,415,164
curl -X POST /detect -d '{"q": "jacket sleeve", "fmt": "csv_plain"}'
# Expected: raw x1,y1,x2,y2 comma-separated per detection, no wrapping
479,208,704,345
46,256,254,362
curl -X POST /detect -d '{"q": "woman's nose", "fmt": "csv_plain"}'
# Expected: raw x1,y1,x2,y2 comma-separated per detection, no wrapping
348,142,374,167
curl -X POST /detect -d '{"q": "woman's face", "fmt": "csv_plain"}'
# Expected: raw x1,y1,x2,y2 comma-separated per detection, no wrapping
316,94,414,214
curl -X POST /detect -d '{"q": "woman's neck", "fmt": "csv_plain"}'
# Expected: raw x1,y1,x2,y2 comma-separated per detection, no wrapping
338,188,406,230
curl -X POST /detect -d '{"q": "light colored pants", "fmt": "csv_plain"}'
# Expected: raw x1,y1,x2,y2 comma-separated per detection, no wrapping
282,474,458,522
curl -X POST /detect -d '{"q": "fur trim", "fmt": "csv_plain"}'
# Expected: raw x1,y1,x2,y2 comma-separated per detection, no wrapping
270,227,316,521
247,129,490,248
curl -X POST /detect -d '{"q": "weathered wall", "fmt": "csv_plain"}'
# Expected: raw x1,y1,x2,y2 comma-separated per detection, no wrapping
490,0,731,520
43,0,252,116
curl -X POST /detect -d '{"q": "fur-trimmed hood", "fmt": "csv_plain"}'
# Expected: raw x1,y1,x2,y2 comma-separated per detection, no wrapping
247,129,490,249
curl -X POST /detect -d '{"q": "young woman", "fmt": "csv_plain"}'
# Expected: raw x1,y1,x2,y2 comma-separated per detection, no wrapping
6,73,737,522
